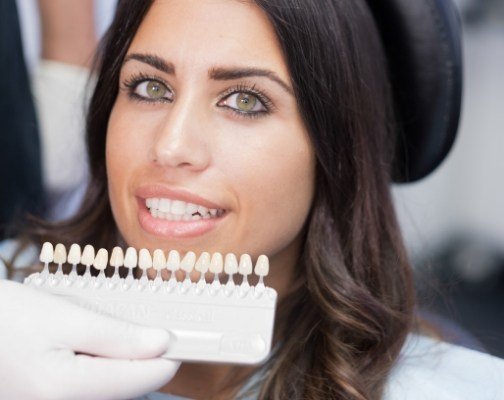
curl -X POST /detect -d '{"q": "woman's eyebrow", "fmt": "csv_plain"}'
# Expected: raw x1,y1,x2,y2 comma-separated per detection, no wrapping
209,67,294,96
123,53,294,96
123,53,175,74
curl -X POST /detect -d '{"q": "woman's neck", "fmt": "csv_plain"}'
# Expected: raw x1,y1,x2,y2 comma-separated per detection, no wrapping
160,363,254,399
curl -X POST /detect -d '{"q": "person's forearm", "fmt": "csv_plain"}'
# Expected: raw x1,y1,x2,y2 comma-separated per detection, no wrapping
38,0,96,68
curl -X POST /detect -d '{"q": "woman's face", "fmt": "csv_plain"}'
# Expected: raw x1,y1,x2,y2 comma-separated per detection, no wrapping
106,0,315,286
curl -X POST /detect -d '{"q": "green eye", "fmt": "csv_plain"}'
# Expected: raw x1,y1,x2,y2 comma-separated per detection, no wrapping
236,93,257,112
146,81,167,98
134,79,172,101
221,92,266,114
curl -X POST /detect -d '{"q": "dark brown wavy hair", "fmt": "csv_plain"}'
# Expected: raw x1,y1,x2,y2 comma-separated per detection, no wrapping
29,1,415,398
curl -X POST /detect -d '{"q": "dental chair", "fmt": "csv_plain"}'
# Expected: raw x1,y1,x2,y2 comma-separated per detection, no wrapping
369,0,488,350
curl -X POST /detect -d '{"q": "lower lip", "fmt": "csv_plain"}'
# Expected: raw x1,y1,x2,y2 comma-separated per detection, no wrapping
137,199,225,239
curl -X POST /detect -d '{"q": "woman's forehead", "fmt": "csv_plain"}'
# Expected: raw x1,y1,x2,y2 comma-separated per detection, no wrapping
127,0,290,82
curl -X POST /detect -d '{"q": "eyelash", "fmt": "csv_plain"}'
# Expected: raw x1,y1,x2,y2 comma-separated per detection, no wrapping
120,74,274,119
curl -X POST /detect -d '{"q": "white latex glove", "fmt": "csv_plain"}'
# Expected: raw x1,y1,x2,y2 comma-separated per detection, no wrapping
0,279,180,400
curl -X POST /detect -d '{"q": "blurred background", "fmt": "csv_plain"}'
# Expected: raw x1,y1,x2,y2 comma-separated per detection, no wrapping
394,0,504,357
4,0,504,356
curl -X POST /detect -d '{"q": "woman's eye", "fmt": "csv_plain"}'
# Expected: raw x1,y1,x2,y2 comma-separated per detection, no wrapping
134,80,172,101
220,92,267,113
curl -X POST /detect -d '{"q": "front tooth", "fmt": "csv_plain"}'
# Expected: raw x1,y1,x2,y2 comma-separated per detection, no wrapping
180,251,196,273
186,203,198,214
67,244,81,265
183,214,192,221
173,215,182,221
93,248,108,270
151,198,160,209
53,243,67,264
110,246,124,267
254,255,269,277
138,249,153,270
197,205,208,216
159,198,171,212
171,200,186,215
152,249,166,270
124,247,138,269
151,209,159,218
166,250,180,271
209,209,218,217
81,245,95,267
40,242,54,263
224,253,238,274
210,253,223,274
192,215,202,221
238,254,253,275
195,252,210,273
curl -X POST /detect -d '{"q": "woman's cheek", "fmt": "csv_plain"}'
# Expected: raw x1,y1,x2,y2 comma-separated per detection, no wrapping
227,140,314,256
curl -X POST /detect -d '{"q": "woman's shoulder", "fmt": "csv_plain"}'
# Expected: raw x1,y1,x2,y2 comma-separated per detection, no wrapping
384,333,504,400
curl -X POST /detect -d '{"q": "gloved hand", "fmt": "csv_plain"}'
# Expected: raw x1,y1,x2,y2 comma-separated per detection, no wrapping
0,279,180,400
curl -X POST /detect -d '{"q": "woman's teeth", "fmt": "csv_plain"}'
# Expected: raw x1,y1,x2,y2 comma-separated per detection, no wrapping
145,198,224,221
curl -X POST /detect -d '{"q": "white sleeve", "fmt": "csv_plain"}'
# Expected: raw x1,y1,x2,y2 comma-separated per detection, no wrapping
31,60,94,194
384,334,504,400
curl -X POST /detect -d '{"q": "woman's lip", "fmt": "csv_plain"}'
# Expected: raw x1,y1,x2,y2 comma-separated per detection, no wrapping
137,198,226,239
135,184,226,211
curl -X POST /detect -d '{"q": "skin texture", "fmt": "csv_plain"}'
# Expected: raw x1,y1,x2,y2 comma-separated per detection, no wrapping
106,0,316,397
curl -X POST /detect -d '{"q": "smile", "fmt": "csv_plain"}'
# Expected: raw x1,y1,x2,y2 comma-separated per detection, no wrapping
146,198,226,221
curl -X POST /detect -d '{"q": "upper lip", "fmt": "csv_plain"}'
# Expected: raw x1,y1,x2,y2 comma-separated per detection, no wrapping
135,184,226,210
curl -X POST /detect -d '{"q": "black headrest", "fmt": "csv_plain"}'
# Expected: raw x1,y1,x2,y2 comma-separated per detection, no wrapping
366,0,463,182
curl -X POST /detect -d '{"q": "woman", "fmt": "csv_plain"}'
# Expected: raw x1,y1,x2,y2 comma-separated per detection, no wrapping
1,1,502,399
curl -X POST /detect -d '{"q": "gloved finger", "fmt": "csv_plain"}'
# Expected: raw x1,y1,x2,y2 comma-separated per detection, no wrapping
48,352,180,400
8,280,171,359
54,305,172,359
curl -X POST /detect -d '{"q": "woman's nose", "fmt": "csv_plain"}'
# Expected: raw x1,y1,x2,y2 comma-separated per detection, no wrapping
150,98,211,171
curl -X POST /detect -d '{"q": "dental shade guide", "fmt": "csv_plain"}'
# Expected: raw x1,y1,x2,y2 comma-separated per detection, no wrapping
24,242,277,365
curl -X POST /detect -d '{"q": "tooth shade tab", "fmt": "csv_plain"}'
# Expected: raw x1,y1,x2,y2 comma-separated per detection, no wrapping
67,244,81,265
224,253,238,275
180,251,196,273
40,242,54,264
93,248,108,270
81,245,95,267
24,244,279,366
109,247,124,267
239,254,253,276
124,247,138,269
167,250,180,272
53,243,67,264
210,253,223,274
254,255,269,277
138,249,153,270
35,242,270,292
152,249,166,271
195,252,211,273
